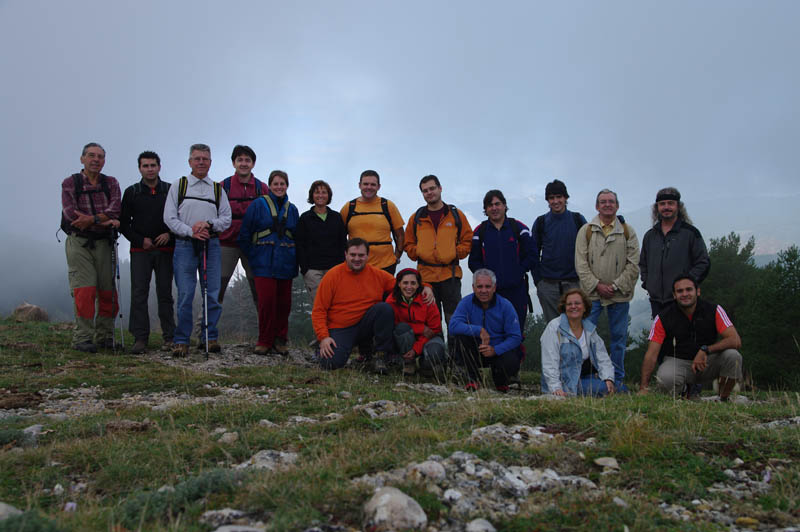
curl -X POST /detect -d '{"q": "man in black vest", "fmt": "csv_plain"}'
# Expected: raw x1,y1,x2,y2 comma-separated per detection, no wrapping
639,275,742,400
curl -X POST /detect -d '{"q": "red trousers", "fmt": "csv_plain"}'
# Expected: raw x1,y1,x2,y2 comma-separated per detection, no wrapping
254,277,292,347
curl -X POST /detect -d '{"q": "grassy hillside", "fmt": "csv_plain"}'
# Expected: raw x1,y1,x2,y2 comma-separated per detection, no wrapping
0,320,798,531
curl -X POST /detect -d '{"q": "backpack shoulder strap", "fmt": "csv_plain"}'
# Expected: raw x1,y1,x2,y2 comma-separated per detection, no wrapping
177,176,188,206
380,197,392,228
345,199,358,229
72,173,84,198
572,212,583,231
507,217,521,242
617,215,629,240
449,204,462,241
222,176,232,195
412,206,426,240
213,181,222,210
133,182,142,198
98,175,111,200
534,214,546,252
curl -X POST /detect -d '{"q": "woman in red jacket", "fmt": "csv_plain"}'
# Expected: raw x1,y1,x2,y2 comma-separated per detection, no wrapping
387,268,447,376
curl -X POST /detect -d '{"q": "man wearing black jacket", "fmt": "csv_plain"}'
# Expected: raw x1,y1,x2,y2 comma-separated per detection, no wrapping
639,187,710,318
119,151,175,354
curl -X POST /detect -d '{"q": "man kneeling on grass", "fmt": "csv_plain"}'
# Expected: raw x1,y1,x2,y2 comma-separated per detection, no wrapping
449,268,522,392
312,238,433,373
639,275,743,400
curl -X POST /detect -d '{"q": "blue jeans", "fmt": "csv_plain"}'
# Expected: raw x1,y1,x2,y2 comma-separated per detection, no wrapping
589,300,629,389
577,375,612,397
173,238,222,345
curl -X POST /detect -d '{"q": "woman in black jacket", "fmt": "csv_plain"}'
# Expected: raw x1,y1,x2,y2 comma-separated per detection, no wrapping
295,180,347,305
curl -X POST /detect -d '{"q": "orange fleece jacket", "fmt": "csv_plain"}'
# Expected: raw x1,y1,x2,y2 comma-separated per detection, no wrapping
312,262,396,340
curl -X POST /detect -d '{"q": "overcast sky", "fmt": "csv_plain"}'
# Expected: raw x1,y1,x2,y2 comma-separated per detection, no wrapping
1,0,798,255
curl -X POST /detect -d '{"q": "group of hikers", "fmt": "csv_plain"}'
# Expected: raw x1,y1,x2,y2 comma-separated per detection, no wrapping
60,142,743,399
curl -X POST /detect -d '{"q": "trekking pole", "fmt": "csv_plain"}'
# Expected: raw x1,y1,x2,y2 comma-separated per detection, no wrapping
111,228,125,352
201,239,210,359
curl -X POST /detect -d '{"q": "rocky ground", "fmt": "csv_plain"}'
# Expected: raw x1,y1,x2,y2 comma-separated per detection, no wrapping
1,338,798,531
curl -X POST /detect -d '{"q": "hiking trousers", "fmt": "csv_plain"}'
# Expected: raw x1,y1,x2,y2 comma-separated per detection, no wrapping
65,235,117,344
453,334,522,388
129,249,175,343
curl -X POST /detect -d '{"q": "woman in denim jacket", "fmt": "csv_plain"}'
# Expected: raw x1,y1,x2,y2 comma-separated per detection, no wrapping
540,288,615,396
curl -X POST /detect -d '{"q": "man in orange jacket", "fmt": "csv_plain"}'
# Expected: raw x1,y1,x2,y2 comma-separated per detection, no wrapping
404,175,473,330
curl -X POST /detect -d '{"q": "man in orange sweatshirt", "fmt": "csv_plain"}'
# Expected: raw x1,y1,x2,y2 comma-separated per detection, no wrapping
312,238,395,372
313,238,434,373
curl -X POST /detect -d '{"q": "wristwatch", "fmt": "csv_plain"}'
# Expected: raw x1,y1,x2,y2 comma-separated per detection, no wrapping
700,345,709,353
93,214,100,224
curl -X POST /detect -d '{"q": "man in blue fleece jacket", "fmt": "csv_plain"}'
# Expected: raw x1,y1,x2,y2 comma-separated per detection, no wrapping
531,179,587,322
449,268,522,392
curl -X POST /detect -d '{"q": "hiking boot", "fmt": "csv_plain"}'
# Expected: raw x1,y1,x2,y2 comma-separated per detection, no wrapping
172,344,189,357
97,337,116,350
495,385,509,393
465,381,480,392
208,340,221,353
373,355,389,375
130,340,147,355
273,338,289,356
253,345,270,356
73,341,97,353
351,354,371,371
162,340,174,350
403,359,416,376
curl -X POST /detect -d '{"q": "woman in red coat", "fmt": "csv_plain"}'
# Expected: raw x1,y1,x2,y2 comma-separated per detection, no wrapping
386,268,447,376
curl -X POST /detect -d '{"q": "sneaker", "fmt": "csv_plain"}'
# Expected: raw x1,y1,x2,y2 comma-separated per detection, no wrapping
130,340,147,355
373,356,389,375
73,341,97,353
465,381,480,392
273,338,289,356
403,359,416,376
172,344,189,357
253,345,270,356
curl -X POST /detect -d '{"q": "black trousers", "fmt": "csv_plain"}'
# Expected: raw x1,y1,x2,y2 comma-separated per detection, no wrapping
430,276,462,328
129,250,175,342
454,334,522,388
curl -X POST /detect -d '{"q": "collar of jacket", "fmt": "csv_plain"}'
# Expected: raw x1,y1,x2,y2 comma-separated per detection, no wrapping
470,293,498,309
558,313,597,342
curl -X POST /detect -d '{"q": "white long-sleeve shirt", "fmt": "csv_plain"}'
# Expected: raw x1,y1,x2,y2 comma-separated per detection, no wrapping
163,174,231,238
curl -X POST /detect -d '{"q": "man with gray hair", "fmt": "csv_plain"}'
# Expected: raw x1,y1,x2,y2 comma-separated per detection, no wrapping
575,189,639,392
60,142,122,352
639,187,710,318
449,268,523,392
164,144,232,356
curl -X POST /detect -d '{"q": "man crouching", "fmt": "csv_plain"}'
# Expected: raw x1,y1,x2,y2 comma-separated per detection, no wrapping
449,268,523,392
639,275,743,400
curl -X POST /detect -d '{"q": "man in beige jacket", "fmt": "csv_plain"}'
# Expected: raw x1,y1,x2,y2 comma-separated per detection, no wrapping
575,189,639,392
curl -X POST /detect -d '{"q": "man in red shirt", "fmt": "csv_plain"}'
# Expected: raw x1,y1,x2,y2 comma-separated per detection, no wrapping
639,275,743,400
